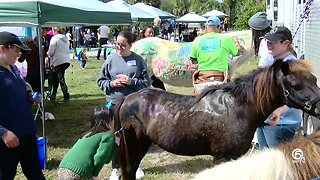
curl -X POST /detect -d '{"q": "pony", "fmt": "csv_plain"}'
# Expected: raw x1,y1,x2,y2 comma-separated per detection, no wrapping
131,30,252,88
193,130,320,180
114,60,320,179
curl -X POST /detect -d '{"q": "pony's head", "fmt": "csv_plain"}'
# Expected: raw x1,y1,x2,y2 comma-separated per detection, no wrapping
256,60,320,117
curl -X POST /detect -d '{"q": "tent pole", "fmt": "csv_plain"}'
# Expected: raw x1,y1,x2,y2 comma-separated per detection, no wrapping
37,26,47,170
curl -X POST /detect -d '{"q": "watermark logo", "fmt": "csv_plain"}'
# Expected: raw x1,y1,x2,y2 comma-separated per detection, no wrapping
291,148,305,163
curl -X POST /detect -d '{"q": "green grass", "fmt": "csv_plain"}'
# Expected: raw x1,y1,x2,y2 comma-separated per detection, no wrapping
15,56,258,180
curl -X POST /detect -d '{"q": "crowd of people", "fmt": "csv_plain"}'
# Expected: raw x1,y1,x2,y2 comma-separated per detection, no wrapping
0,10,310,179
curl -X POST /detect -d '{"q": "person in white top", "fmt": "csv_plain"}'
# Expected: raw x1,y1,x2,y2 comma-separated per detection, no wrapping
66,30,72,49
47,27,70,102
97,25,110,60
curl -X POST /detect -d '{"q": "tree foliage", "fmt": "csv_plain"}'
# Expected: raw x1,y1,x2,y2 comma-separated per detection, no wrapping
233,0,266,29
172,0,190,16
189,0,224,15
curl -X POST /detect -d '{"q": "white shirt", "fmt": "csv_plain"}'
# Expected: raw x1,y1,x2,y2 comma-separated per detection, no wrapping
258,39,273,68
66,32,72,41
98,25,110,38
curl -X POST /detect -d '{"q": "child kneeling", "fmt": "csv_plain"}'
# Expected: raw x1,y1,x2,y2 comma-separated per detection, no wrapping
57,105,116,180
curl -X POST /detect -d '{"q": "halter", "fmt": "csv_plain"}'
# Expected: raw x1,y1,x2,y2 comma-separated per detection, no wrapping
284,90,320,114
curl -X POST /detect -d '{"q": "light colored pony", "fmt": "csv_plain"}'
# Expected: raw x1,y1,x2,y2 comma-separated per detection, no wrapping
131,30,252,87
193,130,320,180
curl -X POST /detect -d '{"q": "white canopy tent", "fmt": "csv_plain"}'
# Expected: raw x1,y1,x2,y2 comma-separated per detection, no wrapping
133,2,174,19
107,0,155,22
203,10,228,18
176,12,207,23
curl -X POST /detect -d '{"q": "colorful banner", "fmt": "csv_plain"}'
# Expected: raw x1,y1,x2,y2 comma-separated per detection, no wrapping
131,30,252,87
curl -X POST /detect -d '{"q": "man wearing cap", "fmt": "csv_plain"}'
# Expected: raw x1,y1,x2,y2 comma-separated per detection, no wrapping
0,31,45,179
190,16,239,94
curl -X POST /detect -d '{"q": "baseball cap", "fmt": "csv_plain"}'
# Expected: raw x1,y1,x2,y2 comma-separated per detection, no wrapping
264,26,292,42
0,31,31,51
248,12,272,30
206,16,221,26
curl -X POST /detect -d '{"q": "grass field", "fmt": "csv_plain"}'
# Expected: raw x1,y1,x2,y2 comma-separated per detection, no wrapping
15,56,258,180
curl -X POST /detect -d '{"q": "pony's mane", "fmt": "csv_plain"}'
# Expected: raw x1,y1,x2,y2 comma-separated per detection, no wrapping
197,60,313,115
279,130,320,180
255,60,313,114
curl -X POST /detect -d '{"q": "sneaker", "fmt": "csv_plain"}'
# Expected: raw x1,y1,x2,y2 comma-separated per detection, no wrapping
136,168,144,180
110,169,120,180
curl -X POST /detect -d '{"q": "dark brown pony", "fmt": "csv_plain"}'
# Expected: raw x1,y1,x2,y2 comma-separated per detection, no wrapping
114,60,320,179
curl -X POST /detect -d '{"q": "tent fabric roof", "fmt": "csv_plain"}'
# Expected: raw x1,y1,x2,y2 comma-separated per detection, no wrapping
203,10,227,18
0,0,132,26
107,0,154,22
133,2,174,19
176,12,207,23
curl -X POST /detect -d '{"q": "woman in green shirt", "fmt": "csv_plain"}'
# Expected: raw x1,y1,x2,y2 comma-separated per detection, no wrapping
57,106,116,180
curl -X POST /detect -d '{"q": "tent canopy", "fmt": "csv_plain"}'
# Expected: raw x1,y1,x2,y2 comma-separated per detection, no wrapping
176,12,207,23
133,2,174,20
203,10,227,18
0,0,132,26
107,0,154,22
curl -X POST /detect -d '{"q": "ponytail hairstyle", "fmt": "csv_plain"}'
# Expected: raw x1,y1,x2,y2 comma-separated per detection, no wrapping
87,105,114,136
252,26,272,56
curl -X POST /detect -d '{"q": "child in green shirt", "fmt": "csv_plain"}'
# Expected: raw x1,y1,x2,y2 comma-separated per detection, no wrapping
57,105,116,180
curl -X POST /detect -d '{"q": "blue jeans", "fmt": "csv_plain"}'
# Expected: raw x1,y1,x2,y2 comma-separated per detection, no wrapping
257,123,300,149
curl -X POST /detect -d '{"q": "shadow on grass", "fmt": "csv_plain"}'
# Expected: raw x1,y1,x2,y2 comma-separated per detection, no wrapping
46,158,61,170
35,97,106,149
144,158,213,174
70,93,105,99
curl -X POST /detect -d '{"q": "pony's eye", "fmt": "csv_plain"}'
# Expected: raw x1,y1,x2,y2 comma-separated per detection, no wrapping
291,84,302,90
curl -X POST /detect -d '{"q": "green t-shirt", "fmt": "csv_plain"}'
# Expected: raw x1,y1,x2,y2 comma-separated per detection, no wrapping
59,131,115,178
190,32,238,71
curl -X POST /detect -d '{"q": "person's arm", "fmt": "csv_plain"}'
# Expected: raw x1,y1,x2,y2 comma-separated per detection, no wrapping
93,133,115,176
225,36,239,57
266,105,288,126
1,128,20,148
97,60,114,93
190,39,198,64
47,36,56,59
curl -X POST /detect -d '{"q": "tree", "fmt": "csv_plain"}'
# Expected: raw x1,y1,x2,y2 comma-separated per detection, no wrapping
233,0,266,29
161,0,174,14
190,0,224,15
223,0,238,28
172,0,190,16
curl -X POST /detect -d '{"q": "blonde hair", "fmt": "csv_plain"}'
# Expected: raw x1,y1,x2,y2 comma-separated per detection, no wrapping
52,27,66,34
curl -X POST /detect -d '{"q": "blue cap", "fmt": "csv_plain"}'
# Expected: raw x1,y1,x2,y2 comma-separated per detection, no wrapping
206,16,221,26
